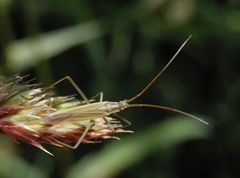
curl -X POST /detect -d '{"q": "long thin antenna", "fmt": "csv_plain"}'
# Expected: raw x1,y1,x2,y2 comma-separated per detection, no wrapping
127,35,192,103
128,103,209,125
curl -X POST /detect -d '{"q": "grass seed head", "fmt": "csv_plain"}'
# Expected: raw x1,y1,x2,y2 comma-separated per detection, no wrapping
0,76,130,155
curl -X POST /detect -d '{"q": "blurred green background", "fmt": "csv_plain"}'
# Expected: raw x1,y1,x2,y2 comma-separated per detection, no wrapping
0,0,240,178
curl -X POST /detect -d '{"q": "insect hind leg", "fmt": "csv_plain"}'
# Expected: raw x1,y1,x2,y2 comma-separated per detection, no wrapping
47,76,89,103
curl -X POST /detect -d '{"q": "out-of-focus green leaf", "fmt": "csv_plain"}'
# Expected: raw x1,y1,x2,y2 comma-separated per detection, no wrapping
0,0,12,9
0,147,47,178
66,117,210,178
5,19,107,72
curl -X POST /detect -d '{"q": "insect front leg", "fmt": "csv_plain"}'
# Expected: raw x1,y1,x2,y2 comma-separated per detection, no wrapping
114,114,132,128
103,117,115,132
47,76,89,103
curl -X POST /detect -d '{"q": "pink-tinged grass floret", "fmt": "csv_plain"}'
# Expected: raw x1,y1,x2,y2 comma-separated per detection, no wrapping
0,76,130,155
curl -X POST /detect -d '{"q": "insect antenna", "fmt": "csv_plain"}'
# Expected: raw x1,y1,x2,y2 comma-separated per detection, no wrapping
127,35,192,103
125,35,208,125
128,104,209,125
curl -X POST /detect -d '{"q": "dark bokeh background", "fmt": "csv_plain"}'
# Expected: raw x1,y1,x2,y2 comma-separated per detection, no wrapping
0,0,240,178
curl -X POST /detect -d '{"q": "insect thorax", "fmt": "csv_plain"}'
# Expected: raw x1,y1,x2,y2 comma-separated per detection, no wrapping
103,100,128,114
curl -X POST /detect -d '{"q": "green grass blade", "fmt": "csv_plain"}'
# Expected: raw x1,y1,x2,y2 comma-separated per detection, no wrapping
5,19,107,72
66,117,210,178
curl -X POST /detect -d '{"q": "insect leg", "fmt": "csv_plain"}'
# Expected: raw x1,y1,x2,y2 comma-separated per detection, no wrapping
90,92,104,102
47,76,89,103
114,114,132,128
71,121,94,149
91,93,115,131
103,117,115,132
50,122,94,149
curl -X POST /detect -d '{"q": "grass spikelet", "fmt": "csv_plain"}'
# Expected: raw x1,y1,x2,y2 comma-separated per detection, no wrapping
0,75,129,155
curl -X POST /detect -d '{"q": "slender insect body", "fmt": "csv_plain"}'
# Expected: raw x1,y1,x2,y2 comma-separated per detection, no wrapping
51,101,128,117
